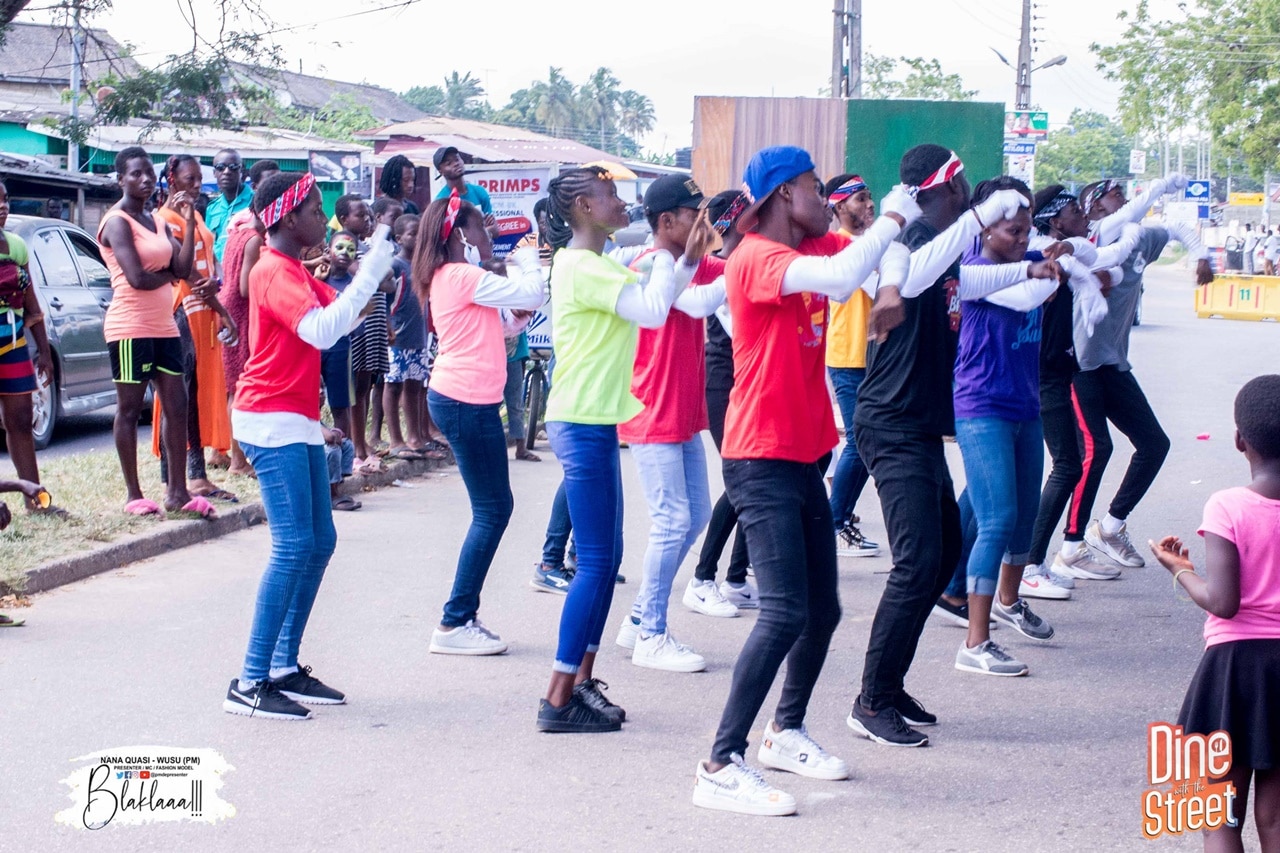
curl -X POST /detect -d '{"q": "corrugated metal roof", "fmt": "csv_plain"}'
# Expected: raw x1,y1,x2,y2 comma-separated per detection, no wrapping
360,116,618,165
27,119,367,159
0,22,141,87
225,63,425,125
0,151,115,188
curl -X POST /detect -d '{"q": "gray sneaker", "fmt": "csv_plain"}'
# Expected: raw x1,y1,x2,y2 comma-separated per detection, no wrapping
955,640,1029,677
1052,549,1121,581
1085,519,1146,568
991,598,1055,641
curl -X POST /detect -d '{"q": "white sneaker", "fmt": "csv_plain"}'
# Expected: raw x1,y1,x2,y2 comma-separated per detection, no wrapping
1047,567,1076,589
683,578,739,618
632,631,706,672
1085,519,1146,568
954,639,1029,677
692,754,797,816
429,619,508,655
1053,549,1122,580
615,615,640,650
758,720,849,780
720,579,760,610
1018,569,1071,601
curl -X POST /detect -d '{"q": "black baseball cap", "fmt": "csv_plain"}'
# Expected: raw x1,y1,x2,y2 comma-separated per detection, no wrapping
433,146,461,169
643,175,708,216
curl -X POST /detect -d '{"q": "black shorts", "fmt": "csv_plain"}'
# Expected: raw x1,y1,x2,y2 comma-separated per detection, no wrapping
108,337,184,384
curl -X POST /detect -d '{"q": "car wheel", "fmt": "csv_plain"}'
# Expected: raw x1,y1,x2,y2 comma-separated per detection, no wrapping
31,366,58,450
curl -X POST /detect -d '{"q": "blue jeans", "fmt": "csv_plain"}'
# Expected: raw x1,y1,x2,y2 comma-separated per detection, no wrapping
237,441,336,683
828,367,869,529
428,389,514,628
955,416,1045,596
541,480,573,568
629,439,712,635
547,421,623,674
325,437,354,485
503,359,526,442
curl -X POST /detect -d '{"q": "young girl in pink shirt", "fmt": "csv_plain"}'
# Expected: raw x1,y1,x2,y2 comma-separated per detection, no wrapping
1152,374,1280,852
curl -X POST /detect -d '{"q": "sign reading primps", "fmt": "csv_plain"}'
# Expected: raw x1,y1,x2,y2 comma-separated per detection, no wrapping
470,165,555,258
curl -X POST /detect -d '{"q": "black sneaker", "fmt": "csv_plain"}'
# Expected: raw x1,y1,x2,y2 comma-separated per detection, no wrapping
573,678,626,724
223,678,312,720
615,572,626,584
931,598,971,628
536,694,622,733
893,691,937,727
271,665,346,705
846,699,928,747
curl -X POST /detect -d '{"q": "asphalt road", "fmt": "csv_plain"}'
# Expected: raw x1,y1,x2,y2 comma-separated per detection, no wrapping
2,263,1277,851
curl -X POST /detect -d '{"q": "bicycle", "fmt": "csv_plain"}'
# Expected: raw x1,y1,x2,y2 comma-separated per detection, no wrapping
522,303,553,451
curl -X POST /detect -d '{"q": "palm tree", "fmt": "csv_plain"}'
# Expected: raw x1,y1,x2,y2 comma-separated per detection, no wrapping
533,67,575,137
617,90,655,141
580,67,621,151
442,71,486,119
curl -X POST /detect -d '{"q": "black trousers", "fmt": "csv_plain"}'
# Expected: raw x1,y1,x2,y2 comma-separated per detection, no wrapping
695,381,749,584
710,458,841,763
1028,375,1085,563
855,426,961,710
1066,365,1170,537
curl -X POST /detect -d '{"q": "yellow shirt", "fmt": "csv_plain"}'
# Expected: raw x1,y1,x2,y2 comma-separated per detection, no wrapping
825,228,871,369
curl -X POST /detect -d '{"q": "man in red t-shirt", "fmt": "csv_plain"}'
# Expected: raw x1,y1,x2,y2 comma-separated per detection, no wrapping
692,146,919,816
614,175,727,673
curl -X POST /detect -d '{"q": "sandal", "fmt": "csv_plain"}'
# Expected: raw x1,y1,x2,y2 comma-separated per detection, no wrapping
0,613,25,627
389,445,427,460
331,495,362,511
207,452,232,470
515,449,542,462
168,495,218,520
124,498,162,517
193,487,239,504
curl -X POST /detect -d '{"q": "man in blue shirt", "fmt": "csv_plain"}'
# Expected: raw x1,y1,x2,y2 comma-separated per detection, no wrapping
433,146,499,238
205,148,254,261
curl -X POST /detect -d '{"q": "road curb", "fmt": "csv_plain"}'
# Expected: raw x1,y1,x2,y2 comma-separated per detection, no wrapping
14,454,453,595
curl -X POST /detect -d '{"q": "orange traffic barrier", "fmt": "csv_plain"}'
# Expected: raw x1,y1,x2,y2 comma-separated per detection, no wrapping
1195,275,1280,321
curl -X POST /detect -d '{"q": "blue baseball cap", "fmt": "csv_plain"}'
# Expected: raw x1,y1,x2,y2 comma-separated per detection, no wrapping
736,146,817,234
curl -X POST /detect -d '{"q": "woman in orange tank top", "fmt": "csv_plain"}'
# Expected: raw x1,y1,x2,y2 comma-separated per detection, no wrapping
151,155,239,503
97,145,211,518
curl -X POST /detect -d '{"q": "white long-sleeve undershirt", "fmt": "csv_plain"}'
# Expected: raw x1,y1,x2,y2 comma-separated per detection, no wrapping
674,277,725,318
614,250,698,328
779,215,902,301
473,248,547,310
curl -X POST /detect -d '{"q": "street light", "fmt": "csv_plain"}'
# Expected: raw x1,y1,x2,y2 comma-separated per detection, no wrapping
992,49,1067,109
1033,54,1068,73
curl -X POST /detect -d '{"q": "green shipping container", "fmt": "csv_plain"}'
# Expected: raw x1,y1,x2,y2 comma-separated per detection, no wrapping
844,100,1004,198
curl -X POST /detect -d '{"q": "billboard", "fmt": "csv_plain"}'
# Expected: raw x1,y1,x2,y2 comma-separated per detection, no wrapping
1004,111,1049,139
308,150,361,183
466,164,557,258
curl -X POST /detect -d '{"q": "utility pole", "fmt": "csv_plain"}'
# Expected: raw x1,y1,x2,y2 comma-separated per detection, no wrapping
849,0,862,98
1015,0,1033,109
68,0,84,226
831,0,847,98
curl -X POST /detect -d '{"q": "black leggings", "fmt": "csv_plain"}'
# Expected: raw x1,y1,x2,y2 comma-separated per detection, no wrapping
1028,376,1084,563
1065,365,1170,537
695,381,749,584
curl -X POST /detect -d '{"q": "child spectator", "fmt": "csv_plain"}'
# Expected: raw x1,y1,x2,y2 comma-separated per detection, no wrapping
1151,374,1280,851
322,421,360,511
383,213,432,463
314,230,358,441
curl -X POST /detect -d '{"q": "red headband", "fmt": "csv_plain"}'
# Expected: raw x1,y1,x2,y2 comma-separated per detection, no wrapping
915,152,964,193
260,173,315,230
440,190,461,241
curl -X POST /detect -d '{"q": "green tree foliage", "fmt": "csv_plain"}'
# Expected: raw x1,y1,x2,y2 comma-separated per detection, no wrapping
1034,109,1142,190
1094,0,1280,178
406,66,656,157
245,92,378,143
863,55,977,101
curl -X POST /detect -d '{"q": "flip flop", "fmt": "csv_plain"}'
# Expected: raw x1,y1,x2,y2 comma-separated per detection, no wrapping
515,450,542,462
0,613,25,627
331,495,362,511
124,498,162,517
195,487,239,504
390,445,427,460
169,495,218,520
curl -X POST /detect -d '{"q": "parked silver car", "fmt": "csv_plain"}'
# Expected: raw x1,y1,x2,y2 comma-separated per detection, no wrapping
4,215,120,449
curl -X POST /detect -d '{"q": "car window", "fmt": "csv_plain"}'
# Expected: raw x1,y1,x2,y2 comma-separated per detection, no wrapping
65,231,111,289
31,229,82,288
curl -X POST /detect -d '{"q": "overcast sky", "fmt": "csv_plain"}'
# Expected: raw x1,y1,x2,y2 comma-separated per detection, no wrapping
23,0,1189,155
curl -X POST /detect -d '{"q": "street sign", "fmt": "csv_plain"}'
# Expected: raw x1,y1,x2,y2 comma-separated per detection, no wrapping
1184,180,1211,201
1129,149,1146,174
1004,110,1048,140
1228,192,1264,206
1007,154,1035,187
1003,141,1036,156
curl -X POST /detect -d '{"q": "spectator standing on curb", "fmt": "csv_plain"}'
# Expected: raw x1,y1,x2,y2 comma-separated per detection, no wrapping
206,148,253,262
224,171,394,720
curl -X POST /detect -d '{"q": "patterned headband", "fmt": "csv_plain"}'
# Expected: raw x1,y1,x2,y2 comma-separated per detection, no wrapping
713,192,749,236
1081,179,1118,216
1033,189,1077,230
828,176,868,206
440,189,462,241
260,173,315,230
914,151,964,194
